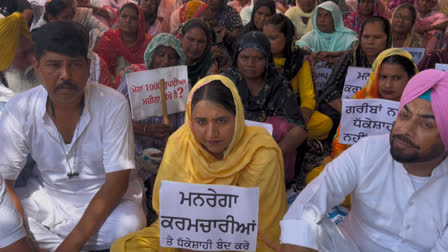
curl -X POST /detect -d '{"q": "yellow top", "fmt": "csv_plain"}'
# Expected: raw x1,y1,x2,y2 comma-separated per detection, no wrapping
273,58,315,111
111,75,287,252
0,12,31,72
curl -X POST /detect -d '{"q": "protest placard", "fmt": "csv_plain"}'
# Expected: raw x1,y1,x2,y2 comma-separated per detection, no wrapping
245,120,273,135
314,61,333,91
402,47,425,65
435,63,448,72
125,66,189,120
341,67,371,99
340,99,399,145
159,181,259,251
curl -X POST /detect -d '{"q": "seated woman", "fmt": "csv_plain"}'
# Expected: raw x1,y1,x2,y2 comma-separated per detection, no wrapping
414,0,448,54
307,48,418,209
317,0,352,19
387,0,416,13
344,0,383,36
285,0,316,40
111,75,287,251
390,3,424,48
169,0,209,33
116,33,185,167
223,31,307,183
241,0,276,33
180,19,218,85
318,16,391,124
96,2,152,80
419,42,448,70
139,0,162,37
263,14,333,142
296,1,358,58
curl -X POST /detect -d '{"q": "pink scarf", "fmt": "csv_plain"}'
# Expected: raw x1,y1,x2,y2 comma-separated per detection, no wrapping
399,70,448,151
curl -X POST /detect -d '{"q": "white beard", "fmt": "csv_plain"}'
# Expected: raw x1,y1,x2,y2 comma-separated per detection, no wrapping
3,66,40,94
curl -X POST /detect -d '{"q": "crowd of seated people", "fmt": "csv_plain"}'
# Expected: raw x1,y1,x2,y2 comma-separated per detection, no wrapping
1,0,448,251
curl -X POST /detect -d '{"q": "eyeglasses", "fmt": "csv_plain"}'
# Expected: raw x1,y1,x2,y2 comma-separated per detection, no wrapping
394,14,413,23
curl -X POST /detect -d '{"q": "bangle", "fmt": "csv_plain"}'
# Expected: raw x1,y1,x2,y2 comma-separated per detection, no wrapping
143,125,147,134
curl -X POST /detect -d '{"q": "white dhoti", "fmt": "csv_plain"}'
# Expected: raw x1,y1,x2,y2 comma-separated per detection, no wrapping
17,178,147,251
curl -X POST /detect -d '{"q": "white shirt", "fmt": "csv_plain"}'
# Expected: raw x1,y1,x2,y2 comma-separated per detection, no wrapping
0,175,26,248
0,82,137,205
281,134,448,252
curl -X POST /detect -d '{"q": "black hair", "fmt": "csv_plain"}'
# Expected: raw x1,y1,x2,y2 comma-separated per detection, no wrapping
181,19,212,46
394,3,417,25
138,0,160,25
120,2,140,17
43,0,74,22
360,16,391,46
32,22,89,61
244,0,276,32
382,54,417,78
191,80,236,115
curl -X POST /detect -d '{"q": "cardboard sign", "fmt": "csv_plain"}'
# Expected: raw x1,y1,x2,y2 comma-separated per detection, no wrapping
126,66,189,120
245,120,273,135
435,63,448,72
159,181,259,251
340,99,399,145
341,67,371,99
314,61,333,91
402,47,425,65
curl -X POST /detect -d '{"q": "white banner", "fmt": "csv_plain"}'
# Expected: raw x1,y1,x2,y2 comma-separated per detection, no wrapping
340,99,399,145
435,63,448,72
245,120,273,135
126,66,189,120
159,181,259,251
402,47,425,65
341,67,371,99
314,61,333,91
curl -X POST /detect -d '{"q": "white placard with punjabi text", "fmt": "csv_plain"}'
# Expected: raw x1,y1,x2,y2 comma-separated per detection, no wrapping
435,63,448,72
159,181,259,251
340,99,399,145
314,61,333,91
341,67,371,99
245,120,273,135
402,47,425,65
126,65,189,120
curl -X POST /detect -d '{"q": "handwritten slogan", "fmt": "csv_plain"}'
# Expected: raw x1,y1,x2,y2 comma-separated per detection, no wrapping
340,99,399,145
341,67,371,99
402,47,425,65
314,61,333,91
159,181,259,251
435,64,448,72
125,66,189,120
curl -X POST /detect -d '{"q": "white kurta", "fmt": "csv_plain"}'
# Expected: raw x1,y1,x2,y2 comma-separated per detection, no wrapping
281,134,448,252
0,82,146,250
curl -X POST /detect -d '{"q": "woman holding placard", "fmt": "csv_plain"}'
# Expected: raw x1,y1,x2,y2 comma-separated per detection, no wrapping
307,48,418,209
111,75,287,251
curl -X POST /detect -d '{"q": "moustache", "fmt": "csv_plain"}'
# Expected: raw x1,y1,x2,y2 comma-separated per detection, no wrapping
392,134,420,150
54,81,78,92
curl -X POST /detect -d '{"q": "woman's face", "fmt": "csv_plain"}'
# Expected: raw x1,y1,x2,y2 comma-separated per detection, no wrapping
49,7,74,23
298,0,316,13
151,45,179,69
263,24,286,57
119,7,139,34
358,0,375,16
417,0,436,15
237,48,266,80
392,7,414,34
361,21,388,60
377,62,411,101
181,27,208,64
140,0,158,18
191,99,236,160
316,8,335,33
253,6,273,31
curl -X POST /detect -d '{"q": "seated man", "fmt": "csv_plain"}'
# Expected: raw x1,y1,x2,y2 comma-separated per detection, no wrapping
0,22,146,251
281,69,448,251
0,175,37,252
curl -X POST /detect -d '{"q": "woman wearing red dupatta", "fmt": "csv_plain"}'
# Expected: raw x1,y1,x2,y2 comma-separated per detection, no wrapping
96,2,152,80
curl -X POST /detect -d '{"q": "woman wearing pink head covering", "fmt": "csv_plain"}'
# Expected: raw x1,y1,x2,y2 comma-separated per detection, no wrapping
414,0,448,54
399,69,448,151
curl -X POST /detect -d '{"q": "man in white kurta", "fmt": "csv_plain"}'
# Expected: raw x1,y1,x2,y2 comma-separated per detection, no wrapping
281,70,448,252
0,22,146,251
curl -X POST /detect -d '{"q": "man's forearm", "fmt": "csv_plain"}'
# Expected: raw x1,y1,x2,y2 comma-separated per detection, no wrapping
5,180,24,219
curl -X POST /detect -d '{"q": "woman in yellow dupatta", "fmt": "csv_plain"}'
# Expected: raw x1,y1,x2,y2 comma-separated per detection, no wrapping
111,75,287,252
390,3,424,48
306,48,418,209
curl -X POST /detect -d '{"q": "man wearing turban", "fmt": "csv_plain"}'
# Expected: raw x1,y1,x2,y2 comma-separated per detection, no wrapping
280,70,448,251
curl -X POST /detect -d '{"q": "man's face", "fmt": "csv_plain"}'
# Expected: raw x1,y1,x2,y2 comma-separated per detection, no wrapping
390,98,446,164
12,36,34,71
33,51,89,105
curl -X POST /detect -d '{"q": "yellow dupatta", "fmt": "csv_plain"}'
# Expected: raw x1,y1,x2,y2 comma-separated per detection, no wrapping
111,75,287,252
